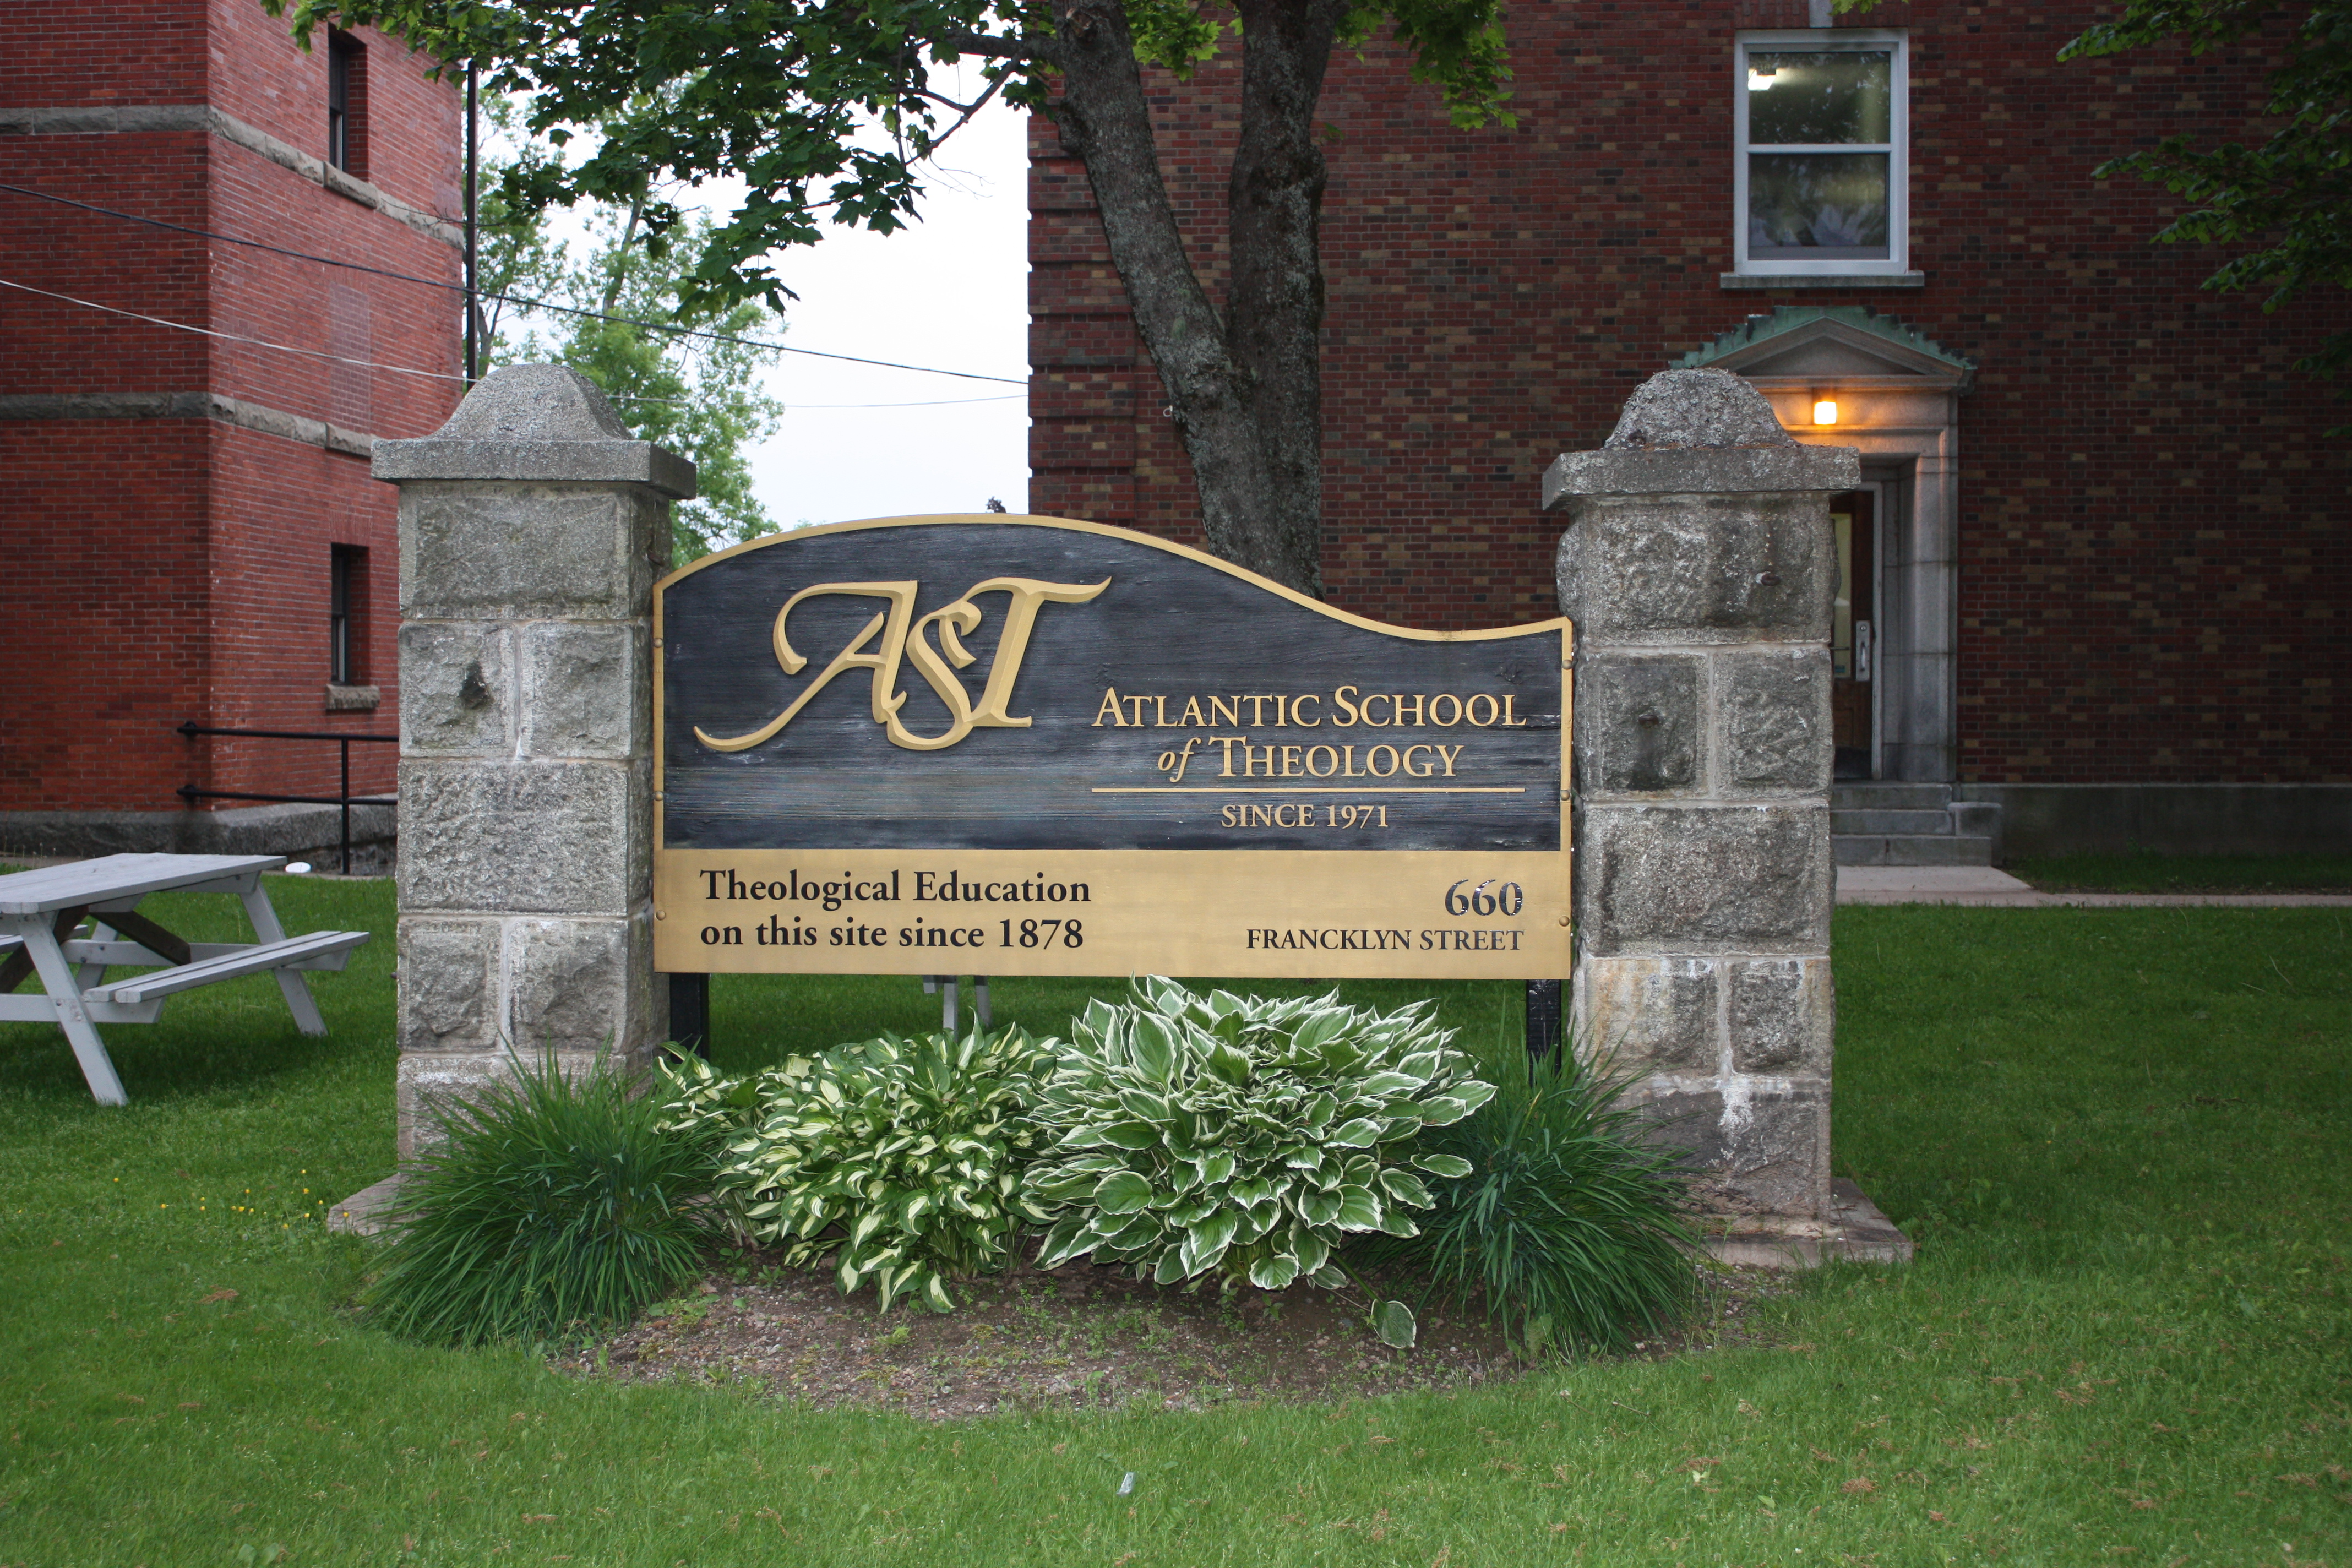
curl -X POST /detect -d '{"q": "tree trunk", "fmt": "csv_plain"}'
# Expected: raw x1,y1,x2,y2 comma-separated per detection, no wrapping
1048,0,1337,595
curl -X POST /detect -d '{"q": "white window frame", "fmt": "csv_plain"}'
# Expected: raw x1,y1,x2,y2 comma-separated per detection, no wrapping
1733,30,1909,279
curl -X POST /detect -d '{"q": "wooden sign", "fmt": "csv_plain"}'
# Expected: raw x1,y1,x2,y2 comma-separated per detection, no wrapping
653,516,1571,979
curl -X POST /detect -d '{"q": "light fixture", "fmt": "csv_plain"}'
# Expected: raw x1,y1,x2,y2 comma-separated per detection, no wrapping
1746,68,1778,91
1812,396,1839,427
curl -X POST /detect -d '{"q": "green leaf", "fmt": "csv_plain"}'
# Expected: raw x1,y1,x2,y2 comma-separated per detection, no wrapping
1189,1208,1239,1254
1374,1299,1417,1349
1248,1253,1299,1290
1378,1168,1433,1208
1152,1247,1188,1286
1098,1121,1162,1151
1329,1118,1382,1147
1094,1170,1153,1215
1413,1152,1475,1180
1130,1015,1178,1082
1335,1185,1383,1231
1205,1041,1254,1086
1197,1150,1237,1186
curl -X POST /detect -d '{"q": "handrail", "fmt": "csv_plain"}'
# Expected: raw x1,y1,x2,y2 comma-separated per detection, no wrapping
176,720,398,874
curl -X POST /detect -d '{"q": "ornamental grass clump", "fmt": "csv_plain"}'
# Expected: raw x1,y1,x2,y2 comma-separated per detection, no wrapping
1352,1041,1696,1358
662,1028,1053,1314
364,1052,720,1347
1023,979,1495,1346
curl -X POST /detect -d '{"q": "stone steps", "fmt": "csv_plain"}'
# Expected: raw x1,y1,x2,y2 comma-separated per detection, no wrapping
1831,782,2000,866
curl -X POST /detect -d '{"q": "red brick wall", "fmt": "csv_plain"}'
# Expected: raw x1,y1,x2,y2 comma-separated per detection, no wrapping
0,0,459,818
1027,1,2352,785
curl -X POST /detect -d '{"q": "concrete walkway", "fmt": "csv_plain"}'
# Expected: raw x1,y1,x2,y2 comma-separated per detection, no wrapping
1836,865,2352,908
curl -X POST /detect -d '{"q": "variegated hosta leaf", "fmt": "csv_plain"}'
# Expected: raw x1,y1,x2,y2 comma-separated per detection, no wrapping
663,1026,1058,1314
1020,978,1493,1304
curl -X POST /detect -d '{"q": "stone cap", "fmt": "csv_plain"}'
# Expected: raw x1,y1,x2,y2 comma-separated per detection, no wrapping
373,364,698,499
1543,367,1857,507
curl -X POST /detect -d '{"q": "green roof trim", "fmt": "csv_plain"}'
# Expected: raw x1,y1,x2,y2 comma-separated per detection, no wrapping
1675,306,1974,373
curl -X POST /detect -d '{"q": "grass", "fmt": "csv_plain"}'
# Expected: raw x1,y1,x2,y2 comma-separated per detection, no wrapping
3,877,2347,1565
2010,850,2352,894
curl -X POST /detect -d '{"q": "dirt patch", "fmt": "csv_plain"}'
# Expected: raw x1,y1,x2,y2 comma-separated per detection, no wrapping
555,1246,1800,1420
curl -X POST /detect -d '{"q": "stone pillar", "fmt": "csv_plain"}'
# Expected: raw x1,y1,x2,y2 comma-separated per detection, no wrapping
373,366,695,1157
1544,369,1856,1234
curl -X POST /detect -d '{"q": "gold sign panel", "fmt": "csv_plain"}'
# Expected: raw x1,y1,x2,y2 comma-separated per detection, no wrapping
654,850,1571,980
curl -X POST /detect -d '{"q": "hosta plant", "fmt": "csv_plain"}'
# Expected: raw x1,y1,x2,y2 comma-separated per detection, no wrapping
658,1028,1052,1313
1023,979,1495,1345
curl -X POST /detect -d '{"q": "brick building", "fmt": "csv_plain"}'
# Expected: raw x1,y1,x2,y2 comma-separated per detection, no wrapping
1028,0,2351,857
1,0,463,861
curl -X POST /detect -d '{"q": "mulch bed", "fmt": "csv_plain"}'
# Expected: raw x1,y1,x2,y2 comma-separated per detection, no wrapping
553,1246,1801,1420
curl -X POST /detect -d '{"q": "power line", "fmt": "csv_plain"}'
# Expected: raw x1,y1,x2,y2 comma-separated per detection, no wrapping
0,181,1028,387
0,276,1035,411
0,276,469,382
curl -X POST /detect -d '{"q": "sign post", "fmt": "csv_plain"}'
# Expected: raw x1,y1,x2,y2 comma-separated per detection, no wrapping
654,516,1571,986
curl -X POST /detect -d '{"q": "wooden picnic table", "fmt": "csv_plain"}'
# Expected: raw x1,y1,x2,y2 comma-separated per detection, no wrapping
0,853,371,1106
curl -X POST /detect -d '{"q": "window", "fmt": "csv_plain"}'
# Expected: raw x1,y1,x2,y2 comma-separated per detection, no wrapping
329,545,366,685
1734,32,1907,278
326,29,366,176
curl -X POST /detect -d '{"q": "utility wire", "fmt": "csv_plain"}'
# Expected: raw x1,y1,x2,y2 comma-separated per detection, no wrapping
0,275,1033,410
0,181,1027,386
0,276,471,382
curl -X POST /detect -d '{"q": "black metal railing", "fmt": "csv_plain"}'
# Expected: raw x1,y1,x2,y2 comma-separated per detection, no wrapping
177,721,397,874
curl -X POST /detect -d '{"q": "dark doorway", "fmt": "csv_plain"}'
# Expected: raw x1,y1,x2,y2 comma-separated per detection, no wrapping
1830,489,1874,780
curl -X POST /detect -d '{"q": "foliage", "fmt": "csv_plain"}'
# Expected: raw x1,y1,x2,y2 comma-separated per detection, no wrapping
1351,1042,1695,1357
2057,1,2352,413
1023,979,1494,1343
475,97,786,563
268,0,1521,590
660,1028,1054,1313
362,1051,719,1347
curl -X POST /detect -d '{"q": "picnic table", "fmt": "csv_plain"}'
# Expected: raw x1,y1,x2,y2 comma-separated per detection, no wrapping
0,854,371,1106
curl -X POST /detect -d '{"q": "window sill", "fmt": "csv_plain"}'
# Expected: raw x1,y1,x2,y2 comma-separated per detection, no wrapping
325,683,381,712
1722,271,1926,290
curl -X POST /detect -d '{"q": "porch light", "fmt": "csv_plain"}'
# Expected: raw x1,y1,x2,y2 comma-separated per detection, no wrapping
1812,396,1839,426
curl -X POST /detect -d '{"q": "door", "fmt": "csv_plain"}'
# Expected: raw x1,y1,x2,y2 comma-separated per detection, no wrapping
1830,489,1875,780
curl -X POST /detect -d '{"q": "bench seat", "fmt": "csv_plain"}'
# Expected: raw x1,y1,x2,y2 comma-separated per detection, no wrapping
84,929,371,1006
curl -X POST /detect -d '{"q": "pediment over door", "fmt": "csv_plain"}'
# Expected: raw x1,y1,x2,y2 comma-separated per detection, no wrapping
1676,307,1972,439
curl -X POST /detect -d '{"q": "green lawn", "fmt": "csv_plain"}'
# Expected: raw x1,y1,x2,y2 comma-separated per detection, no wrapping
2,879,2346,1566
2010,850,2352,895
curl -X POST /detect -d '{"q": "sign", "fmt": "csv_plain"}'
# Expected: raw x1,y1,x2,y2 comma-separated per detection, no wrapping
653,516,1571,979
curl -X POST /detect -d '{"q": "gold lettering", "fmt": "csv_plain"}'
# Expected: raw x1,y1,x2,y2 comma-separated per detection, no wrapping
699,575,1106,753
1342,744,1362,776
1465,693,1499,726
957,577,1110,727
1153,695,1174,727
1362,693,1391,727
1435,744,1463,776
1244,695,1276,727
1210,696,1240,726
1292,693,1322,727
1366,744,1400,777
1093,688,1126,727
1402,743,1435,777
695,581,917,752
1280,744,1303,777
1179,696,1206,727
1332,685,1360,726
1210,736,1246,776
1429,693,1462,727
1502,694,1526,727
1306,744,1338,777
1394,694,1425,727
1243,743,1276,777
1125,695,1151,726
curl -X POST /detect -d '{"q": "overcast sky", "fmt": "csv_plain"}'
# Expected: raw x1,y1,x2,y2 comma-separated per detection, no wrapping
736,99,1033,527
